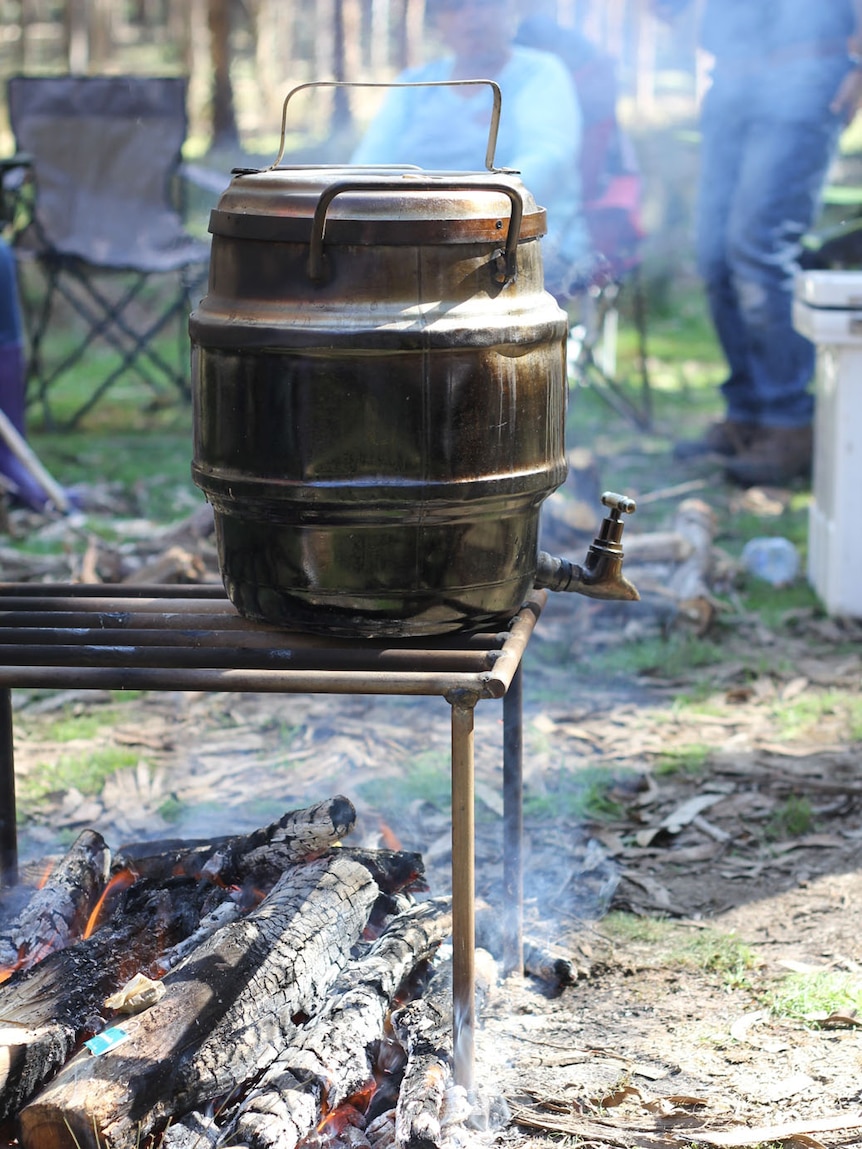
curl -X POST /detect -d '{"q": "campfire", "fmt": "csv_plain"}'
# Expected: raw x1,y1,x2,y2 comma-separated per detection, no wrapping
0,794,548,1149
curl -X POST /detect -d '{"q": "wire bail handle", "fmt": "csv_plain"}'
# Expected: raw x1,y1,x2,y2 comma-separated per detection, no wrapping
270,79,505,172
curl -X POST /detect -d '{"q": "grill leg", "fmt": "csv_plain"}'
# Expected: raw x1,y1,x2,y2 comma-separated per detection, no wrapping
0,687,18,887
502,662,523,976
450,693,476,1092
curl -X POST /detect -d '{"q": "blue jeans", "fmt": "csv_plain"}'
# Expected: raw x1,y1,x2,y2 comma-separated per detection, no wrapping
695,61,846,428
0,238,22,348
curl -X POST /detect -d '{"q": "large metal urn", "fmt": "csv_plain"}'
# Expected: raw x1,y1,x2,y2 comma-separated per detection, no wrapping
190,83,637,638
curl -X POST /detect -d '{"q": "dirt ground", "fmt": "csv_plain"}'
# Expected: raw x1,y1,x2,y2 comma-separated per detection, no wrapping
3,416,862,1148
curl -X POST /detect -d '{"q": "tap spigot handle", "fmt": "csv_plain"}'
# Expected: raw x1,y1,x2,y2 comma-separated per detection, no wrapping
597,492,636,546
601,491,637,518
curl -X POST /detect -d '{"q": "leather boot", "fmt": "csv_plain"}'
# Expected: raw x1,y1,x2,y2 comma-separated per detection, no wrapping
724,425,813,488
673,419,758,461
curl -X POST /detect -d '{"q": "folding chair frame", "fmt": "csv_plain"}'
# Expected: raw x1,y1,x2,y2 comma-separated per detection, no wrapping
567,266,652,431
5,75,210,431
19,252,206,429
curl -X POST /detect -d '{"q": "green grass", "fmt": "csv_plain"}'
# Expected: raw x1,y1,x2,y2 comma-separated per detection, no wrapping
18,746,142,811
157,795,185,824
524,765,636,822
42,709,123,743
765,795,815,840
576,633,727,680
601,913,758,987
653,743,710,777
770,690,862,743
358,748,453,812
768,970,862,1024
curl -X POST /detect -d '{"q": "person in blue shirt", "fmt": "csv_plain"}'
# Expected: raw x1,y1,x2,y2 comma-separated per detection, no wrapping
658,0,862,486
350,0,592,300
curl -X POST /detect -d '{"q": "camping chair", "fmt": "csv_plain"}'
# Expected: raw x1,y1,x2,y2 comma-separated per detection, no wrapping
3,74,211,429
566,163,652,431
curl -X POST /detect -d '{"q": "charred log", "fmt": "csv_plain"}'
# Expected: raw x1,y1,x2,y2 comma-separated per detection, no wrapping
0,877,220,1119
392,951,497,1149
391,961,454,1149
224,896,452,1149
328,848,426,896
113,794,357,887
0,830,110,974
18,852,379,1149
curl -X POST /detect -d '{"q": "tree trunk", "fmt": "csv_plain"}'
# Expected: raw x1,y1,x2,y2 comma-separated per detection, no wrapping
18,853,380,1149
89,0,115,71
207,0,240,149
64,0,89,73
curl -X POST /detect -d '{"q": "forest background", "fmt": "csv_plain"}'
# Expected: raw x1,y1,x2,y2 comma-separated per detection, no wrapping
0,0,713,305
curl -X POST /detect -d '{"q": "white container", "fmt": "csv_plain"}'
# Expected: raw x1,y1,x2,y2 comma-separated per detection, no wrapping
793,270,862,617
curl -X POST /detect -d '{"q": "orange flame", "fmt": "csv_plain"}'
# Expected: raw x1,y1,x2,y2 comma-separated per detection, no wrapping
378,819,402,851
82,868,137,939
36,858,56,889
0,945,26,985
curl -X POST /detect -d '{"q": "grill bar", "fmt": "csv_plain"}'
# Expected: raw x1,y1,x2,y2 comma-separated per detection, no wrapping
0,581,545,1092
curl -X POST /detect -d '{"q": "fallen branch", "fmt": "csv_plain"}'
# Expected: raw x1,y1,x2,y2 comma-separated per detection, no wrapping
689,1112,862,1147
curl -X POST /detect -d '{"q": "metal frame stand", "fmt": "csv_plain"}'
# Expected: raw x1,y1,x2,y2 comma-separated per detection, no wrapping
0,583,545,1089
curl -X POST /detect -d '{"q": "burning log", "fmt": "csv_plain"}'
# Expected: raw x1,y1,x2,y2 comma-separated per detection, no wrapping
335,848,426,898
0,875,224,1119
18,852,380,1149
392,961,455,1149
224,896,453,1149
0,830,110,975
113,794,358,887
392,949,500,1149
0,799,392,1120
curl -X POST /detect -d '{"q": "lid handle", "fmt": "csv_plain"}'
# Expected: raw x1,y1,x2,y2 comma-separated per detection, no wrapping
271,80,504,172
307,177,525,285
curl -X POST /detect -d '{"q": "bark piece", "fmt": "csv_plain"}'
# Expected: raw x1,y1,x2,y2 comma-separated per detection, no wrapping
19,852,379,1149
0,830,111,975
226,896,452,1149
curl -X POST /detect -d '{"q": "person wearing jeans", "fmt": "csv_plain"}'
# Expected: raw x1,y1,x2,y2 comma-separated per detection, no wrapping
0,237,62,510
657,0,862,486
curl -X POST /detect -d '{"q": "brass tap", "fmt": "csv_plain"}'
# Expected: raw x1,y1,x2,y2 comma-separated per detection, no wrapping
534,491,639,602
